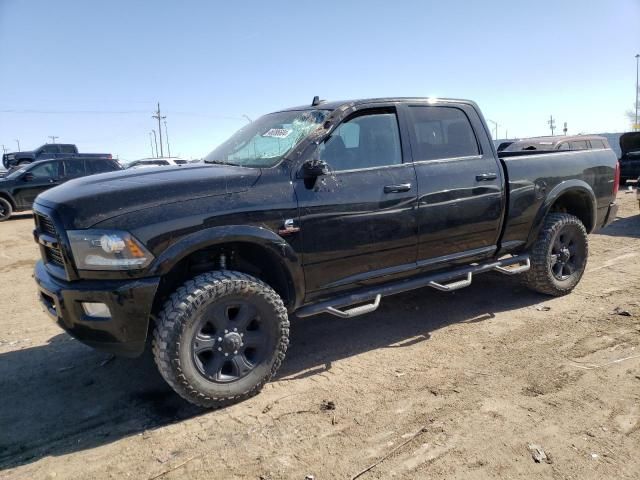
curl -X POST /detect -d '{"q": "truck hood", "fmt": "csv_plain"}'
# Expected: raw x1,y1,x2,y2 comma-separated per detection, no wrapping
36,164,262,229
620,132,640,156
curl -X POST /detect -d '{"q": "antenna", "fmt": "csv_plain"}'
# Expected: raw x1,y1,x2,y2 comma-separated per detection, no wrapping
311,96,324,106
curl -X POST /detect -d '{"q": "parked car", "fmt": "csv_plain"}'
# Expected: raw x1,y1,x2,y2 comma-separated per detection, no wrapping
126,158,188,169
0,157,121,221
32,96,619,408
498,135,610,152
619,132,640,183
2,143,112,169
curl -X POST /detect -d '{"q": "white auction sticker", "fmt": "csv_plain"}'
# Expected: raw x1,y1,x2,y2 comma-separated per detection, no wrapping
262,128,292,138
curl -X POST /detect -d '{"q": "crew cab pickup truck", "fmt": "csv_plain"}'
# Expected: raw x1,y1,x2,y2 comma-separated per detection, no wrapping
2,144,112,169
0,157,121,221
32,97,620,408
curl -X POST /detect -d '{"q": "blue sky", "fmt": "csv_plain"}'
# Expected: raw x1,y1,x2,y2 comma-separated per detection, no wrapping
0,0,639,160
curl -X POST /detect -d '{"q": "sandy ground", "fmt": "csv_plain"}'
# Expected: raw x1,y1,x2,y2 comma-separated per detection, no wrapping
0,193,639,480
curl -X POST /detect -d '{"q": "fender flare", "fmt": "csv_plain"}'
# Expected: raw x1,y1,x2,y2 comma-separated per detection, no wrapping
148,225,305,308
526,179,597,247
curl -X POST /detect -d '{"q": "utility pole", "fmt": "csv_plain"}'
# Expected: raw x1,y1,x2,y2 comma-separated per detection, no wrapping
148,132,155,158
563,122,568,136
152,103,166,157
48,135,59,144
164,120,171,158
547,115,556,136
1,145,7,154
152,130,159,158
15,139,20,151
635,54,639,131
487,119,499,139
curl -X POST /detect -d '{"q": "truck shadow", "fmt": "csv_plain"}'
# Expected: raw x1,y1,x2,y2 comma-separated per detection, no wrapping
596,213,640,238
0,274,544,470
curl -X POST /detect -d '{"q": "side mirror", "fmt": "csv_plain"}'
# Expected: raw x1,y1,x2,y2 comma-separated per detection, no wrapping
301,159,329,179
23,172,34,182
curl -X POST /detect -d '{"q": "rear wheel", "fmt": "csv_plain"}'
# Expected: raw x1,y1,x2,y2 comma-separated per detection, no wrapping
523,213,588,296
152,270,289,408
0,198,12,222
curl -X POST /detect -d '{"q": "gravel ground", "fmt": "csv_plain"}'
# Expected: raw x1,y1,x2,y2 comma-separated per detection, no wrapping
0,192,638,480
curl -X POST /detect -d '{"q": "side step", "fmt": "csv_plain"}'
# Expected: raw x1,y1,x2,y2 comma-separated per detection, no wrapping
296,254,530,319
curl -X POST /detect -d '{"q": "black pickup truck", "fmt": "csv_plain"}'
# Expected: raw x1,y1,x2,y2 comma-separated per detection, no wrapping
32,97,619,407
2,143,112,169
0,157,121,221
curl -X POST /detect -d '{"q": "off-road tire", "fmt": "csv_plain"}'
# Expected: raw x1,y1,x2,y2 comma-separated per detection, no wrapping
152,270,289,408
0,198,12,222
523,213,588,296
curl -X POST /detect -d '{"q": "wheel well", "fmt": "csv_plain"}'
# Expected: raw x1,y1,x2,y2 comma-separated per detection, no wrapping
151,241,294,318
549,190,594,232
0,193,15,209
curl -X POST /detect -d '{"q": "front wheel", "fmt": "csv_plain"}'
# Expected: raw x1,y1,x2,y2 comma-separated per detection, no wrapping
523,213,588,296
152,270,289,408
0,198,12,222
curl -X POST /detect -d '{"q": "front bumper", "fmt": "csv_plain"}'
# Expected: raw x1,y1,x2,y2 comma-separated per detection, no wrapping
34,260,160,357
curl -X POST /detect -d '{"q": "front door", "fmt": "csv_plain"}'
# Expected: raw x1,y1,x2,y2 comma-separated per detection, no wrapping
13,161,63,208
399,103,505,267
293,106,418,296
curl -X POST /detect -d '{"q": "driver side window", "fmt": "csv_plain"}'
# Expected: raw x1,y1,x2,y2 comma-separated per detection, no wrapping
319,111,402,171
29,162,59,179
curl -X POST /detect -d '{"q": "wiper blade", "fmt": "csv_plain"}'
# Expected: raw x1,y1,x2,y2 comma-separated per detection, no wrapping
204,159,241,166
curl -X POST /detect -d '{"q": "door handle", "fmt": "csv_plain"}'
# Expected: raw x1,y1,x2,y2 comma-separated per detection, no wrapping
383,183,412,193
475,173,497,181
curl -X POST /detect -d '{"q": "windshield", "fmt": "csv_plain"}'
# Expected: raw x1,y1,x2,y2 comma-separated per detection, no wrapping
204,109,328,167
4,167,27,180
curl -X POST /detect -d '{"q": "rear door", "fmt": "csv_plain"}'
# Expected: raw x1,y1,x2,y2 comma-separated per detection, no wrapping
293,105,418,294
13,161,63,208
399,102,504,267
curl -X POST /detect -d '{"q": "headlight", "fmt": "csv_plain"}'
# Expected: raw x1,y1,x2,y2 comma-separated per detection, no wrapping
67,230,154,270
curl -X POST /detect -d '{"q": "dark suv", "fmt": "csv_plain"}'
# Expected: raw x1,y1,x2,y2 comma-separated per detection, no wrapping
0,157,121,221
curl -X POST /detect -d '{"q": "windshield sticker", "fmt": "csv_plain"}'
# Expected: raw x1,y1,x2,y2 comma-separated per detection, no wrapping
262,128,292,138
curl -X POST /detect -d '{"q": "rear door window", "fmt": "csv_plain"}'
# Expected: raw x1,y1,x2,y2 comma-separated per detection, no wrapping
406,106,479,161
87,159,118,174
569,141,589,150
589,139,605,149
60,145,76,154
63,159,86,178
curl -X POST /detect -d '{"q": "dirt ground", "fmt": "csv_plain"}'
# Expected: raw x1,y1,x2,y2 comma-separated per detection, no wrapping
0,192,639,480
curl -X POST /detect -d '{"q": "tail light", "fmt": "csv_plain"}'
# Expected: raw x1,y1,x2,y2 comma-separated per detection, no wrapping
107,154,113,159
613,161,620,197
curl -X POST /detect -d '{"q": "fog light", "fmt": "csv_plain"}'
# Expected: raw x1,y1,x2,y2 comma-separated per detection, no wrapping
82,302,111,319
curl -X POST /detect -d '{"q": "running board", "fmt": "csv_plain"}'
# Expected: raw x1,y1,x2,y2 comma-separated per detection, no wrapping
296,254,530,319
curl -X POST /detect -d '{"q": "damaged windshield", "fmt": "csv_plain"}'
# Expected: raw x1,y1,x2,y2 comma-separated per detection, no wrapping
205,109,328,167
